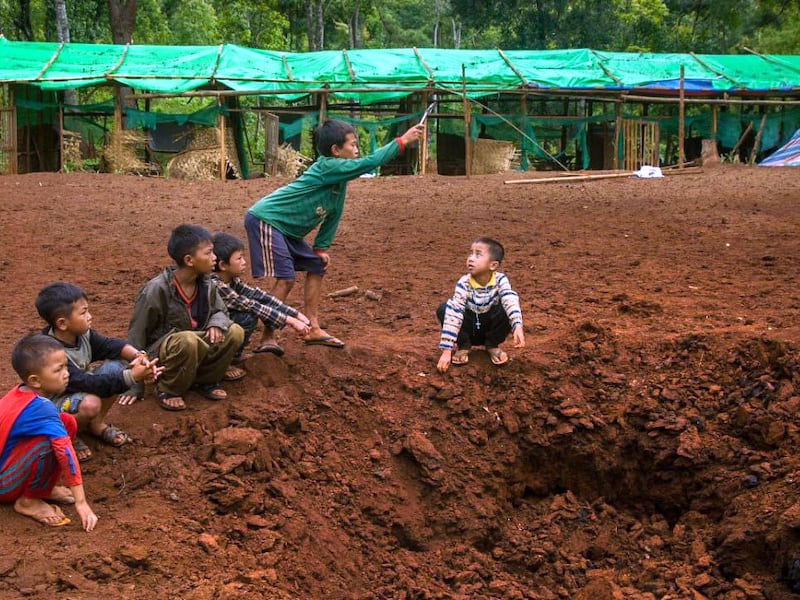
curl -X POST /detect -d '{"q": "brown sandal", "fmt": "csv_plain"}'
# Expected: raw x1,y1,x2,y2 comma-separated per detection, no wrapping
451,349,470,365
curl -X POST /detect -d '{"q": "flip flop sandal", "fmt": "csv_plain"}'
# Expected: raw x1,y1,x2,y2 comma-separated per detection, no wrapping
303,335,345,348
72,437,93,462
488,348,509,366
223,366,246,382
157,391,187,411
193,383,227,401
253,342,285,356
451,350,470,365
95,424,132,448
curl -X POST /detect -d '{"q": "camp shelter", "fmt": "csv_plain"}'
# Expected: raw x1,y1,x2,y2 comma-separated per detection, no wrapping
1,37,800,177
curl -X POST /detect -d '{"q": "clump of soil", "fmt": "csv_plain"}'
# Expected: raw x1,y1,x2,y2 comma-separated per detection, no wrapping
0,166,799,599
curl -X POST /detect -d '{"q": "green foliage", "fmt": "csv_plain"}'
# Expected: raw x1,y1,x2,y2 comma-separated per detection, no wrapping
134,0,173,44
0,0,798,55
169,0,220,45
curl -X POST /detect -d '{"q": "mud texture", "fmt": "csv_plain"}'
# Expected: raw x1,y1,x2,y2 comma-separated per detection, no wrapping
1,165,800,599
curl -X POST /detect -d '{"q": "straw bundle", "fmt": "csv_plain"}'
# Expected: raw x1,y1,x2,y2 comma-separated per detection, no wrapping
102,129,160,175
63,131,83,168
273,143,311,177
166,126,242,180
472,138,518,174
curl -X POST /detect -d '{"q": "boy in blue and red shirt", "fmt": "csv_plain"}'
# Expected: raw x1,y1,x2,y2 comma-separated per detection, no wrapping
0,334,98,530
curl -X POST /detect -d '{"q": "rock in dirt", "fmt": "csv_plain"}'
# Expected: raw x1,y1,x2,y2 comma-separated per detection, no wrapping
116,545,150,568
198,533,219,553
399,431,445,486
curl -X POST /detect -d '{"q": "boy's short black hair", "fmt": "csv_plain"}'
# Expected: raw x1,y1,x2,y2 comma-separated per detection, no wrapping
11,333,64,382
474,237,505,263
314,119,356,157
212,232,245,271
35,282,87,327
168,224,213,266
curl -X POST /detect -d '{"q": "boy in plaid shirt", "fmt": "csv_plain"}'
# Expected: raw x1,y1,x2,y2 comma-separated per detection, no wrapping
211,232,310,363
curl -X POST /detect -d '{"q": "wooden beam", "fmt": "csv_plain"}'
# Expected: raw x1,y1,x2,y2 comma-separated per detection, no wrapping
505,167,703,185
497,48,527,87
35,43,65,81
730,121,754,159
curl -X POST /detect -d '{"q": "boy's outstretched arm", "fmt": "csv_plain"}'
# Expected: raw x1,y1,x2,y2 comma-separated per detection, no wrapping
398,124,424,149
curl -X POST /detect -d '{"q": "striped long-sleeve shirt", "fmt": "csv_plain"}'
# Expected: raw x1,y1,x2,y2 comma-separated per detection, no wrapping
211,275,298,329
439,271,523,350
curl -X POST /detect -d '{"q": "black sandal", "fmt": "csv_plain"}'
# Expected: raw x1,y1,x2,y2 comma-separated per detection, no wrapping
157,391,186,411
193,383,227,401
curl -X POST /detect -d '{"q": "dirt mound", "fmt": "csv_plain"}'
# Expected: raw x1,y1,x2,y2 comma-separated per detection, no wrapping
1,167,800,599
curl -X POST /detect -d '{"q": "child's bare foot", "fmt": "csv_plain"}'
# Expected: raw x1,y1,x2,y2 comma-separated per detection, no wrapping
14,497,71,526
46,486,75,504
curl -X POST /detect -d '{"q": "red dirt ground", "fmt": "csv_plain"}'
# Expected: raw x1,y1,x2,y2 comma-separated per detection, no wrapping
1,165,800,599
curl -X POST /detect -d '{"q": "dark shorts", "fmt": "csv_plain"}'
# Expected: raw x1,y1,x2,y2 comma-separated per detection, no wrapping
244,212,325,280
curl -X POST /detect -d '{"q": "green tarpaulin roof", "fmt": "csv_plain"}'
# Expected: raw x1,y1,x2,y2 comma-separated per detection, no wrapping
1,36,799,103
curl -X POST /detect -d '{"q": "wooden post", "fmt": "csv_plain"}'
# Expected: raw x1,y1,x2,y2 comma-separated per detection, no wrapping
613,101,622,170
679,65,685,169
749,112,767,165
58,102,64,172
218,96,226,181
462,64,471,177
420,91,429,174
711,104,718,139
521,93,528,170
319,90,327,124
114,87,122,133
10,85,17,175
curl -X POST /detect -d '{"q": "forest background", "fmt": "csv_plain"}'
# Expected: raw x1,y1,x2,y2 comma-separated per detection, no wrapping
1,0,800,55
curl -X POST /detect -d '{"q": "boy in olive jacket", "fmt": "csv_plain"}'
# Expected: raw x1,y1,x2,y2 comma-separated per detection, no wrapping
127,224,244,411
244,119,423,350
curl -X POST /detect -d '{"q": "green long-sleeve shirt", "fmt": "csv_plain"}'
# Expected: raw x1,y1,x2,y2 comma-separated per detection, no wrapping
247,139,402,250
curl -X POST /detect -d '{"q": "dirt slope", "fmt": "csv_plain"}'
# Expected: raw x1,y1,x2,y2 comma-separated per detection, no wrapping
0,166,800,599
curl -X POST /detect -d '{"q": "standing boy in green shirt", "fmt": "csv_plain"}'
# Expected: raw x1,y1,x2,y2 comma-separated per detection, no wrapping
244,119,423,351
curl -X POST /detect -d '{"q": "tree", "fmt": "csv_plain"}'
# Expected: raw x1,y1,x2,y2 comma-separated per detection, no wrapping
108,0,136,44
54,0,69,42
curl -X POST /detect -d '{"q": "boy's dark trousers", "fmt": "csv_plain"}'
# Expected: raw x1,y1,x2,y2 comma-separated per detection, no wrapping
436,302,512,349
230,309,258,359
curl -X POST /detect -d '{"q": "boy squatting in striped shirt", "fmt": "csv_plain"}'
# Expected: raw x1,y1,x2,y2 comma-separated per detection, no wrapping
211,232,311,363
436,237,525,373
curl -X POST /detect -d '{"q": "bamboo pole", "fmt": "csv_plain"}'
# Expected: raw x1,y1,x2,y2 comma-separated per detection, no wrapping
505,167,702,185
58,103,64,172
749,113,767,165
319,89,327,124
730,121,754,160
712,104,718,139
613,101,622,170
218,97,226,181
462,64,471,178
621,94,800,106
10,85,17,174
420,91,429,174
679,65,685,169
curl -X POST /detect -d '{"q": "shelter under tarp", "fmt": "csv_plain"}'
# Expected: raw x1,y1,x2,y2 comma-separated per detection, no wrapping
759,129,800,166
1,36,800,101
